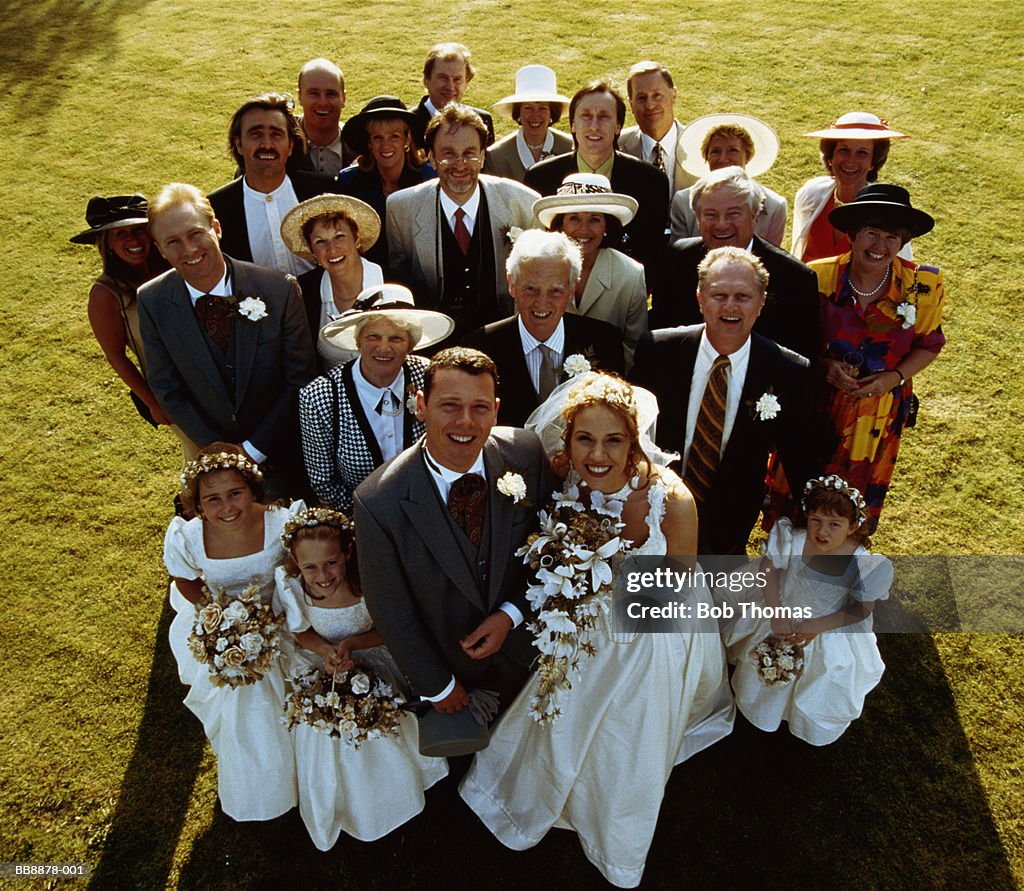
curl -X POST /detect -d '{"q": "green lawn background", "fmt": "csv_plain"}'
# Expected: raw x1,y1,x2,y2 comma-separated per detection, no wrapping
0,1,1021,887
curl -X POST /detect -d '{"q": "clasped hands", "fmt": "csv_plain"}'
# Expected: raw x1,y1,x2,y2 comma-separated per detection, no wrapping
771,616,817,647
432,611,513,715
323,641,356,675
824,358,898,400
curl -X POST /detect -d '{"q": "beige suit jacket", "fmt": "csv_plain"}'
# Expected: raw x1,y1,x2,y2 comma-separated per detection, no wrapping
618,120,697,195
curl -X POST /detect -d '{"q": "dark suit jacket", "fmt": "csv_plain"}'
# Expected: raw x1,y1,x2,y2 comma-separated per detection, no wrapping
525,151,669,273
353,428,549,697
412,97,496,146
464,314,625,428
630,326,821,555
138,257,318,465
651,235,821,361
207,172,341,264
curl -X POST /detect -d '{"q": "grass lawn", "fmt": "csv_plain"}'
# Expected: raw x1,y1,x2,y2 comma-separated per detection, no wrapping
1,0,1021,887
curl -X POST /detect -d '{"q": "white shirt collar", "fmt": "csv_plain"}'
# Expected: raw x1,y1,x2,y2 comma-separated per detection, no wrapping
423,445,486,501
517,315,565,355
698,326,752,365
639,122,677,157
515,129,554,170
352,353,404,399
424,97,440,117
241,174,291,199
438,185,481,227
184,266,231,305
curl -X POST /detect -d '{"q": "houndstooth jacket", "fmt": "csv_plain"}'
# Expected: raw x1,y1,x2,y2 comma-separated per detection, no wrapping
299,357,427,514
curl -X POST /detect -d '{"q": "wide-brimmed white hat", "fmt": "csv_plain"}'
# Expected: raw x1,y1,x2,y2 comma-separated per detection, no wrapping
533,174,638,228
320,284,454,352
804,111,907,140
280,194,381,262
492,65,570,119
680,113,780,179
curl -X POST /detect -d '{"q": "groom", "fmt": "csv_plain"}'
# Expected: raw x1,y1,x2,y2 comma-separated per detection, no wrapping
353,348,550,713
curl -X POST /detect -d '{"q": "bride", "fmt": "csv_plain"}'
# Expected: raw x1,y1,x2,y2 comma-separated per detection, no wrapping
459,372,733,888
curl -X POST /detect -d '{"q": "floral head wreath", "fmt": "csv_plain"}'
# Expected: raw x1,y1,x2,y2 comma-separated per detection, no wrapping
802,474,868,525
562,372,638,422
179,452,263,489
281,507,354,548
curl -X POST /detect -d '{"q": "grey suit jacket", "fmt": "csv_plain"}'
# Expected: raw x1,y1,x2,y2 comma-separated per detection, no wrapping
385,175,540,309
353,428,550,697
619,121,697,195
484,128,574,183
138,257,317,459
670,182,788,247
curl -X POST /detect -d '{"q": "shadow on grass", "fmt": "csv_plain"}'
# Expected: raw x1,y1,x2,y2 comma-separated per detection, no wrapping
0,0,154,123
102,634,1016,889
88,597,205,890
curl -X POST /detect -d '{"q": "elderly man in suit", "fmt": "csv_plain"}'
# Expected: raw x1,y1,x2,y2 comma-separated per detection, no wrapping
631,247,821,555
651,166,819,361
295,57,357,175
464,229,624,428
208,93,339,277
618,61,695,199
410,42,495,146
386,104,539,341
139,183,317,497
353,347,549,713
526,80,669,276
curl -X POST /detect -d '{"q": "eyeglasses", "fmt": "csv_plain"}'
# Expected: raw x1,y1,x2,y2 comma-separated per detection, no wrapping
437,156,482,168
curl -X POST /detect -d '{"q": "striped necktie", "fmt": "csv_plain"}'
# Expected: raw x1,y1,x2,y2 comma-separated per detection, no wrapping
684,354,730,504
652,143,666,174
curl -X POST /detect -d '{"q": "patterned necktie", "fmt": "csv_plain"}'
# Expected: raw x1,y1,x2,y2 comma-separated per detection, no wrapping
453,207,471,255
652,143,666,174
684,354,731,504
447,473,487,547
537,344,559,401
195,294,233,352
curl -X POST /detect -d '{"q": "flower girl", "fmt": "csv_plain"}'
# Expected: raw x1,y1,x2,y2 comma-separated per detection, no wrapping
726,475,893,745
275,507,447,850
163,444,302,820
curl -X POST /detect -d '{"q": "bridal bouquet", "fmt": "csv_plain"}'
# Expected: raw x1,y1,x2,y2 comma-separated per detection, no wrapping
187,582,283,688
517,482,630,723
751,635,805,687
282,665,403,748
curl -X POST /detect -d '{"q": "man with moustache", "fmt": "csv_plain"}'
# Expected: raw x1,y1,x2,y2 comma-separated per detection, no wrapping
139,183,317,498
353,347,549,714
631,247,819,555
651,166,819,361
411,42,495,146
464,229,624,428
526,80,669,276
295,57,356,175
618,60,696,199
386,104,538,341
209,93,340,277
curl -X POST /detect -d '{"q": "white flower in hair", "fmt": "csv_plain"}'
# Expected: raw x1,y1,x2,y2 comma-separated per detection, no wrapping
563,353,592,378
497,471,527,503
238,297,268,321
895,301,916,329
754,392,781,420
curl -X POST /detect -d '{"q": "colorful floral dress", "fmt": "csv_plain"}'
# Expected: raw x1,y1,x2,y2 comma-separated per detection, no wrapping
815,254,945,529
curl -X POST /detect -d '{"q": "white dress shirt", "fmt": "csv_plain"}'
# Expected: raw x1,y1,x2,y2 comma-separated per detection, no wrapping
640,125,678,199
682,330,752,470
317,258,385,328
438,186,481,237
185,267,266,463
419,446,525,702
518,316,566,392
242,176,315,276
352,360,406,463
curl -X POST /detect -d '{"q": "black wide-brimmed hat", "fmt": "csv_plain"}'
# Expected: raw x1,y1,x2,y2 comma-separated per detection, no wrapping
342,96,425,156
70,194,149,244
829,184,935,238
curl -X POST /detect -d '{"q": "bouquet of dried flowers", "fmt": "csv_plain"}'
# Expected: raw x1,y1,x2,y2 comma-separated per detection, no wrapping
751,635,805,687
187,582,283,688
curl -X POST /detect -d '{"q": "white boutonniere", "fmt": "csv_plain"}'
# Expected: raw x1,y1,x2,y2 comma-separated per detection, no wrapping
237,296,268,321
497,471,528,504
405,385,419,416
501,225,524,246
895,301,916,329
754,391,781,421
563,353,592,378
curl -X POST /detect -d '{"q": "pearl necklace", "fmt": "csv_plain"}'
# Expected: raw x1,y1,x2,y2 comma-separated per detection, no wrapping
849,265,891,299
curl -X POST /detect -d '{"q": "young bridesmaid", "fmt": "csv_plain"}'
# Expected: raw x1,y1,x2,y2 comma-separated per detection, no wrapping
726,475,893,745
275,507,447,850
163,444,301,820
